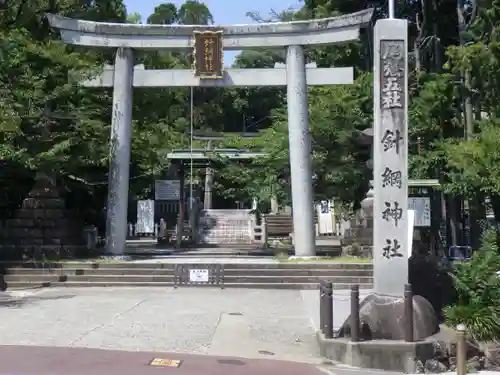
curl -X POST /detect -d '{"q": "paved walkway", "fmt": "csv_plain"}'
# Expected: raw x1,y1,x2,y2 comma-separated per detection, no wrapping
0,287,320,362
0,286,394,375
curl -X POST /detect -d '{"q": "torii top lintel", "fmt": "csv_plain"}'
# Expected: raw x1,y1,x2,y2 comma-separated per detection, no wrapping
46,9,373,50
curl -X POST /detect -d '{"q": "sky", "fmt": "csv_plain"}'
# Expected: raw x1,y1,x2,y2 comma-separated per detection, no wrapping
123,0,302,65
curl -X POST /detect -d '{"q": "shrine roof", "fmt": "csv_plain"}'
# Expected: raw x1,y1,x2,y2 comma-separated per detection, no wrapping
408,179,440,187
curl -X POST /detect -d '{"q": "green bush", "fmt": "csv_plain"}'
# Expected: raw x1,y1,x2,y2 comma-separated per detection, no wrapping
444,229,500,342
409,254,456,321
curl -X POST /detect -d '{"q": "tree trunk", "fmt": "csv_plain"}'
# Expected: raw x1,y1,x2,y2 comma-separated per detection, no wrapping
430,188,442,255
446,195,461,246
469,193,486,249
432,0,441,71
490,194,500,225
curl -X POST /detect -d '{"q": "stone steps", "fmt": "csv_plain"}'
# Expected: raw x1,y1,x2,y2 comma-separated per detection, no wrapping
2,262,372,270
4,274,373,284
5,268,372,277
5,281,373,290
2,261,373,290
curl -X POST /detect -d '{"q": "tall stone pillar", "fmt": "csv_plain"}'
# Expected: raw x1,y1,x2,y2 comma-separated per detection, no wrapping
373,19,409,296
105,47,134,255
286,45,316,257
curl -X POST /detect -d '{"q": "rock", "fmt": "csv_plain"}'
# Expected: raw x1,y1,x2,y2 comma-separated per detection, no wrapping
424,359,448,373
433,341,449,361
480,341,500,365
338,292,439,340
415,360,425,373
467,364,479,373
479,356,486,368
467,356,483,372
484,357,499,370
449,342,457,357
449,356,457,367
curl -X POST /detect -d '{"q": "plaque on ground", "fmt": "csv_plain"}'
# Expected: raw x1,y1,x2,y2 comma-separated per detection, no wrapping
193,30,223,79
150,358,182,367
174,264,224,288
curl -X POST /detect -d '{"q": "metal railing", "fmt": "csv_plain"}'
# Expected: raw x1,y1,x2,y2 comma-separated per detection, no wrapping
173,264,224,288
318,281,414,342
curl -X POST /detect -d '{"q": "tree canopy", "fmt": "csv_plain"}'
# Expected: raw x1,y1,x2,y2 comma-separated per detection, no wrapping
1,0,499,242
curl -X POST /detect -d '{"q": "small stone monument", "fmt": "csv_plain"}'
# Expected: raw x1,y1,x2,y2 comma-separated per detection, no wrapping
341,183,373,257
157,218,167,245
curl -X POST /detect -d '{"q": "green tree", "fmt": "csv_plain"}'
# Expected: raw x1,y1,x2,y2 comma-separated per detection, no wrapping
178,0,213,25
444,229,500,342
147,3,178,24
127,12,142,24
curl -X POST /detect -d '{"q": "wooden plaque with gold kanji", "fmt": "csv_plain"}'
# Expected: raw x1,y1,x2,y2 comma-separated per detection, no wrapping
193,30,224,79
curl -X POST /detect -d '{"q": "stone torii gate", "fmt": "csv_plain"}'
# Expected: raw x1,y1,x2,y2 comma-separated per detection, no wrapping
47,10,373,256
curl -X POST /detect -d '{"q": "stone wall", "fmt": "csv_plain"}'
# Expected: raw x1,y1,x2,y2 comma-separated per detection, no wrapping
1,175,85,260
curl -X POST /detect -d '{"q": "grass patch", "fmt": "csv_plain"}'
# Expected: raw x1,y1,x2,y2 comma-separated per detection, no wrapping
277,256,372,264
62,258,125,263
31,257,136,264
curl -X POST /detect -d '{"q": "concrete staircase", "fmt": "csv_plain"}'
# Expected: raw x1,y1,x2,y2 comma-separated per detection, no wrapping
198,209,253,245
2,262,373,290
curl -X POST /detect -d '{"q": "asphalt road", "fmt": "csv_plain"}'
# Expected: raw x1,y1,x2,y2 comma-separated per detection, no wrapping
0,345,328,375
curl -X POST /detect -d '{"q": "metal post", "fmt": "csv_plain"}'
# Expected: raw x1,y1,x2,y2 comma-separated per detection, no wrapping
456,324,467,375
262,218,268,247
189,87,194,211
204,140,213,209
388,0,395,18
177,164,185,248
350,284,360,342
404,283,414,342
286,45,316,257
319,280,326,334
105,47,134,255
323,281,333,338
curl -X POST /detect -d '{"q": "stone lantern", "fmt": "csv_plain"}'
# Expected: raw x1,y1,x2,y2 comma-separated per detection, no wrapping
360,180,374,219
358,126,374,220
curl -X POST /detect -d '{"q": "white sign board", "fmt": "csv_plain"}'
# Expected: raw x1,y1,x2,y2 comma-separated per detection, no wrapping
155,180,180,200
408,197,431,227
189,269,209,283
316,200,334,234
408,209,415,258
136,200,155,234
